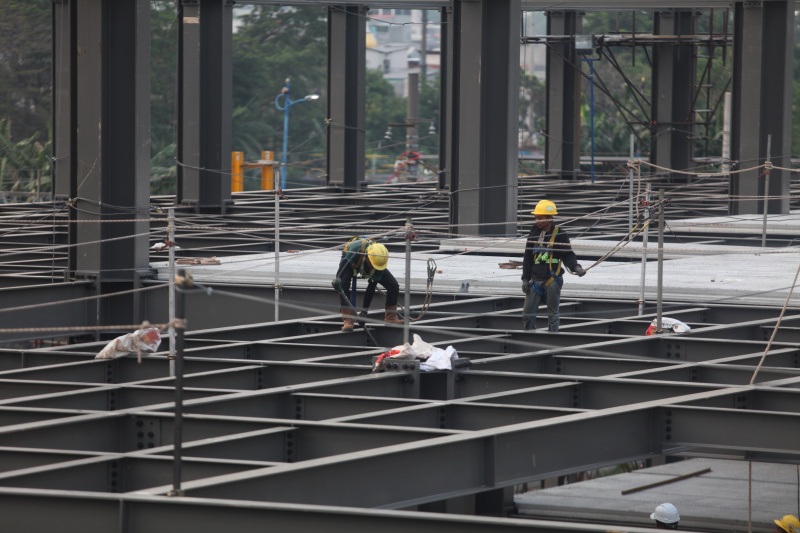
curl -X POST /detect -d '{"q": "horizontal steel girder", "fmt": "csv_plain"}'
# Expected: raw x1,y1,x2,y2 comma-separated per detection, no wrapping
0,488,670,533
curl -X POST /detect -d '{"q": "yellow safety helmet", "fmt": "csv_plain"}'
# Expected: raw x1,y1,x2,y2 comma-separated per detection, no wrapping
366,243,389,270
775,515,800,533
532,200,557,216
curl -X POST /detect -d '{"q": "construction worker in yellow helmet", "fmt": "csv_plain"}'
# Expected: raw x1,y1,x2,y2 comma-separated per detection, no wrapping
332,237,402,332
521,200,585,332
775,515,800,533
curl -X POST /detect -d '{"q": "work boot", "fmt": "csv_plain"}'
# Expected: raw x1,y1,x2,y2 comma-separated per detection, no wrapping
341,308,355,332
384,305,403,324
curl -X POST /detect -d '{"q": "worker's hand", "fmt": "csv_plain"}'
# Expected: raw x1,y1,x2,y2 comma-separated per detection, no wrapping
522,280,531,295
574,265,586,277
331,278,343,291
357,310,368,327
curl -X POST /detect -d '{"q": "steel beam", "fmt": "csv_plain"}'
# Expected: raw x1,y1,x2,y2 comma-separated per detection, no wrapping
446,0,520,237
51,0,71,200
176,0,234,212
0,489,672,533
650,10,696,183
0,282,92,343
545,11,582,179
730,0,793,214
67,0,151,329
164,389,800,508
326,5,367,191
439,6,453,192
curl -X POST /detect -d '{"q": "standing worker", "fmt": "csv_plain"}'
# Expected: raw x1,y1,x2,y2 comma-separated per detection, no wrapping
521,200,585,331
332,237,403,332
774,515,800,533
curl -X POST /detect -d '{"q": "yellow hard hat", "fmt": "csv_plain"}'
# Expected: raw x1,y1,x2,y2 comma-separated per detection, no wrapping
775,515,800,533
366,243,389,270
532,200,557,216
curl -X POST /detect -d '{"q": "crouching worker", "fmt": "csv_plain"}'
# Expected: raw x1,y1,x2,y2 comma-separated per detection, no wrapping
521,200,585,332
332,237,403,332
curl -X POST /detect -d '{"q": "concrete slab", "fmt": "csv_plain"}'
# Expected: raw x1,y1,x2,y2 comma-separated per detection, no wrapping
669,213,800,236
154,242,800,307
515,458,800,532
439,236,800,260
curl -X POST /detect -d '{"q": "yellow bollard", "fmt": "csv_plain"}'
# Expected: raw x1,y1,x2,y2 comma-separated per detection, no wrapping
261,150,275,191
231,151,244,192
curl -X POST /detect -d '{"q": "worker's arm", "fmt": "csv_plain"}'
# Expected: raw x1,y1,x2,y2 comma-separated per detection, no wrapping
361,280,378,309
335,252,358,281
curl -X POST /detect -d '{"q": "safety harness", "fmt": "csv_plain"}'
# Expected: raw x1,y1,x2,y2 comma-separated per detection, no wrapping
530,227,563,297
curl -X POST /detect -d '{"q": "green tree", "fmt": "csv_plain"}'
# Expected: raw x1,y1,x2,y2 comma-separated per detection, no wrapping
151,2,179,159
0,119,51,203
418,74,440,156
230,6,328,188
0,0,52,142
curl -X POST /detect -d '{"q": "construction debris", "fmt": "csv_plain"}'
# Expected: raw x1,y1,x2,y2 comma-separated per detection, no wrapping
176,257,220,265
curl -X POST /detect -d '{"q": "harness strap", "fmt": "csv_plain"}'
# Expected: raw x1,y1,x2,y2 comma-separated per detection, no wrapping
534,227,562,288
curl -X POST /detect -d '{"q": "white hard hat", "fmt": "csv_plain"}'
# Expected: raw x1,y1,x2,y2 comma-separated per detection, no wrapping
651,503,680,524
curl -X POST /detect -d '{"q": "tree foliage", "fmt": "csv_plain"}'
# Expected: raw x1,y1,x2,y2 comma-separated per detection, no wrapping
0,0,52,142
0,119,51,203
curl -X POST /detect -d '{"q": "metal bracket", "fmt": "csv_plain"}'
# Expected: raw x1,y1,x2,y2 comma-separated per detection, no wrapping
383,359,420,398
130,416,160,451
459,280,470,293
661,339,686,361
446,356,471,400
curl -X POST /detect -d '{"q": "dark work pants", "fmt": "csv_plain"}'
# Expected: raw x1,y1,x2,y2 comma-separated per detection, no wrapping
522,279,562,332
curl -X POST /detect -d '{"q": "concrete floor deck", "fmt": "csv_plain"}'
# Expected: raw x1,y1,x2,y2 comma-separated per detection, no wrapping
155,241,800,308
515,458,799,533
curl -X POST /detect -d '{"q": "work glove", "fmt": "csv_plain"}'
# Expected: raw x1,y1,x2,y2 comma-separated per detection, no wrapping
357,310,368,327
331,278,343,291
522,280,531,295
574,265,586,277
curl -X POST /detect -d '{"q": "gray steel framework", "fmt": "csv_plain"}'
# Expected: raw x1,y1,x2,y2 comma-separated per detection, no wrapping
25,0,800,528
0,279,798,531
650,10,697,181
326,5,367,190
2,177,800,530
445,0,520,236
176,0,234,211
545,11,582,178
730,0,793,215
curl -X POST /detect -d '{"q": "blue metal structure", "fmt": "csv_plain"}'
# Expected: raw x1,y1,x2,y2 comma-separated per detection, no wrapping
275,79,319,190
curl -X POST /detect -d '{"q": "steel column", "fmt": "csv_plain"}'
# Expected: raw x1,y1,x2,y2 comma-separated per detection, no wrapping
51,0,72,200
326,6,366,191
650,10,697,182
176,0,234,212
730,1,793,214
448,0,520,237
545,11,582,179
70,0,151,328
439,7,453,192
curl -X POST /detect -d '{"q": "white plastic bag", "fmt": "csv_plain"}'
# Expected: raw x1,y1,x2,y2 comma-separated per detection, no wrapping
646,317,691,336
95,328,162,360
372,334,459,372
420,345,458,371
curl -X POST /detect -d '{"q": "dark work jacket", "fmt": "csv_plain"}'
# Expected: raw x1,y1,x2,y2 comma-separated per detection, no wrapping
336,239,386,309
521,225,579,282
